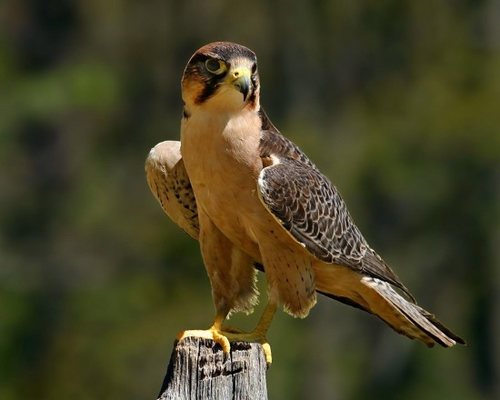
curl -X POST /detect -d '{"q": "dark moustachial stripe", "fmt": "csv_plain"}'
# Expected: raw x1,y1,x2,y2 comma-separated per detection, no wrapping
195,81,219,104
247,74,259,108
247,91,256,108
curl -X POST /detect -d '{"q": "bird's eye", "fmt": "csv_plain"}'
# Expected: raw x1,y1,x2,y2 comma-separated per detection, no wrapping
251,63,257,74
205,58,226,75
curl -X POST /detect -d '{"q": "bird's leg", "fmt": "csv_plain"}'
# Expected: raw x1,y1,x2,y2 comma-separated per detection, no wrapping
177,302,277,364
224,302,277,364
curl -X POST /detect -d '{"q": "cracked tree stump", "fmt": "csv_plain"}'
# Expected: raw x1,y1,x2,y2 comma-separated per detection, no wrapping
157,337,268,400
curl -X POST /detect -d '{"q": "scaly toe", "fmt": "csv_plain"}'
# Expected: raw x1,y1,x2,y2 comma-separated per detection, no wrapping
261,341,272,365
176,328,232,353
210,327,231,353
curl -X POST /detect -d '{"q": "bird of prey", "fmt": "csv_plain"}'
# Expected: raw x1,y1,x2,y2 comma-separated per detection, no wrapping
146,42,464,363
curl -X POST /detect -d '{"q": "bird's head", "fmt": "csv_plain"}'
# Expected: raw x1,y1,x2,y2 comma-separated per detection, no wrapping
181,42,260,113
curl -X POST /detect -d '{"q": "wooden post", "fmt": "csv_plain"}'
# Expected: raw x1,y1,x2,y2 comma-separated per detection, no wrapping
157,337,268,400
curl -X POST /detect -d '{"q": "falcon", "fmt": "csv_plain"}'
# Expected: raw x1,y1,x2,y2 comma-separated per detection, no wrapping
146,42,464,364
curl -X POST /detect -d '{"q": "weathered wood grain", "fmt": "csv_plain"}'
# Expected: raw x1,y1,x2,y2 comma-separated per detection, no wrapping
158,337,268,400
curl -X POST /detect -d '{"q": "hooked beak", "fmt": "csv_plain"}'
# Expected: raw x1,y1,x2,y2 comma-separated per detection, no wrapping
228,66,252,101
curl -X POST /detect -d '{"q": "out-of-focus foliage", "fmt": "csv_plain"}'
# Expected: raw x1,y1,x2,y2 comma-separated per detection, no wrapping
0,1,498,399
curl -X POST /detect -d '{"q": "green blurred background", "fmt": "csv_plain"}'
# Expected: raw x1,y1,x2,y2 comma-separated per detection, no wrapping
1,1,499,399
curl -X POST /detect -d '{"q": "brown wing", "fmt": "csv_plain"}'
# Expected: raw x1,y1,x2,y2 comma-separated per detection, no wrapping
145,141,199,239
257,129,414,301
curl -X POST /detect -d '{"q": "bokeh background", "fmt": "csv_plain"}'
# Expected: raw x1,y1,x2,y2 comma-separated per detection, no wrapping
1,1,499,399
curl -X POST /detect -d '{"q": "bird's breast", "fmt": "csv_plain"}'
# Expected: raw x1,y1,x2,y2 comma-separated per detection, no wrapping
180,110,265,257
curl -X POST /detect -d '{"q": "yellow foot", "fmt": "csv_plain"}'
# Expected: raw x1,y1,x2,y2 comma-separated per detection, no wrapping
224,331,273,365
177,327,232,353
262,342,272,365
177,328,272,365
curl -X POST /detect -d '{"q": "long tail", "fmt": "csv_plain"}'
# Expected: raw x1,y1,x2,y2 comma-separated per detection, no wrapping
314,264,466,347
